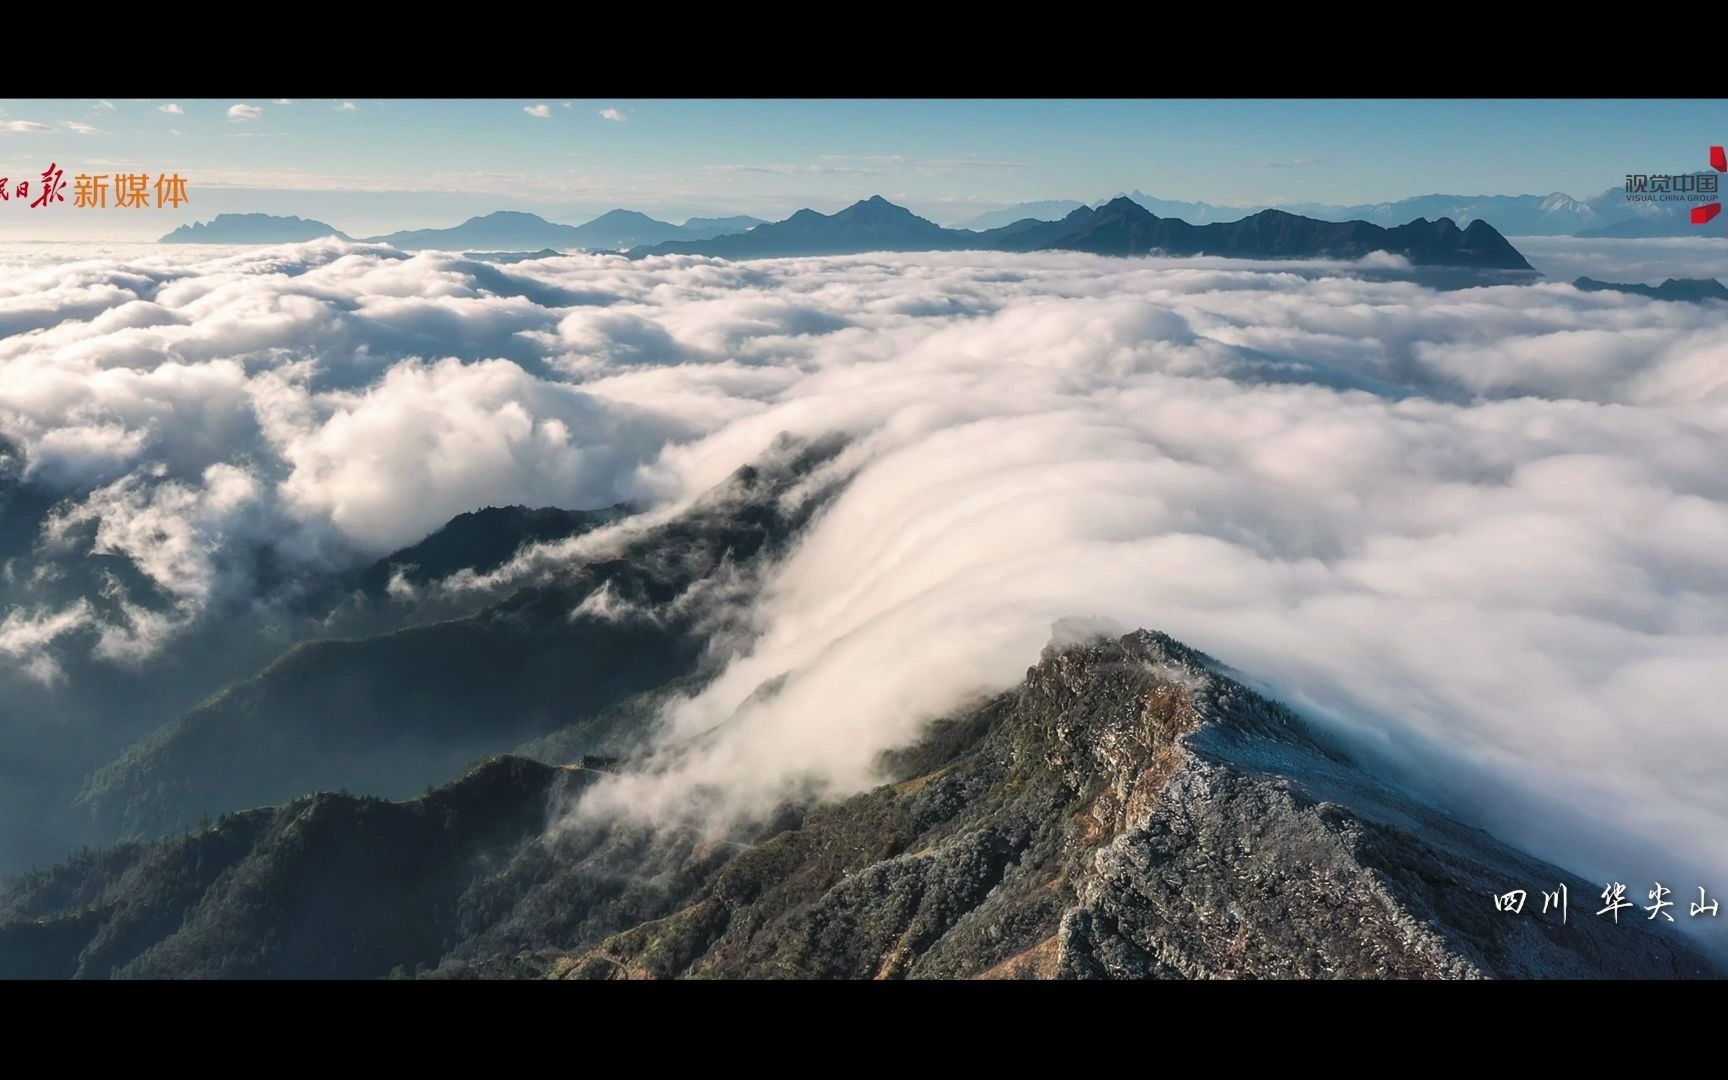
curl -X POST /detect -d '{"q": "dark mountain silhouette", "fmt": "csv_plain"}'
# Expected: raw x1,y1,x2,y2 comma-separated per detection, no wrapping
352,504,626,598
631,196,1534,270
160,214,347,244
636,196,975,259
371,209,763,252
1575,276,1728,302
563,209,704,250
371,209,694,252
1036,198,1534,269
0,756,571,979
7,630,1714,980
370,211,586,250
970,187,1642,237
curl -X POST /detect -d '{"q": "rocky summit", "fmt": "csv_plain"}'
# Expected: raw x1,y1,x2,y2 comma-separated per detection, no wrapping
3,629,1712,980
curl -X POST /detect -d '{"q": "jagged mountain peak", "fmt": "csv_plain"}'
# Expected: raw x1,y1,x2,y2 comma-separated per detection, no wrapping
835,195,930,223
1097,195,1150,214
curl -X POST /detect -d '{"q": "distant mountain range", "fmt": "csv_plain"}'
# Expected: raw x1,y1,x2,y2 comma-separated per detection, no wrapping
160,214,349,244
633,195,979,259
173,199,1530,270
1574,276,1728,302
630,195,1534,270
160,211,767,250
1575,212,1710,239
960,199,1090,231
961,183,1711,239
681,215,767,236
366,210,764,252
160,168,1713,254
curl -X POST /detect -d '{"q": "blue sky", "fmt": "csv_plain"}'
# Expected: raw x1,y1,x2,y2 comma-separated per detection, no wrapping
0,99,1723,240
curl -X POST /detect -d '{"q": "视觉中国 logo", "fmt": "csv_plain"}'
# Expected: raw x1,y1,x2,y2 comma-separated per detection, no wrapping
1623,145,1725,232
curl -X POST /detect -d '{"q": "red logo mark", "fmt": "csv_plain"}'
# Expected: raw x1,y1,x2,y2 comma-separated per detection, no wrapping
1696,146,1726,228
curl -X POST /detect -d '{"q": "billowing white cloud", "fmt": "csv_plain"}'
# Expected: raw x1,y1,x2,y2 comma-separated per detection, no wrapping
0,600,93,685
226,104,263,122
0,239,1724,902
524,104,553,119
269,355,680,551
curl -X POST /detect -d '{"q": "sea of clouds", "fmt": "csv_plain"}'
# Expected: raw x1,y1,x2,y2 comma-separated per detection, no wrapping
1,237,1725,900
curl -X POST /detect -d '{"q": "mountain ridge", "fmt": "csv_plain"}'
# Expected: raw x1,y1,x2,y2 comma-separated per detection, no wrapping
5,628,1713,980
71,439,845,844
961,184,1685,237
630,195,1535,270
365,209,766,252
160,213,348,244
1575,276,1728,302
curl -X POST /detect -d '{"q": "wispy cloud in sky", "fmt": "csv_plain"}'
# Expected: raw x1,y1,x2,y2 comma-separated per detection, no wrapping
710,155,1028,178
712,162,882,176
62,122,105,136
226,104,263,122
335,102,358,113
524,104,553,119
819,153,1028,174
273,99,294,105
0,120,51,134
599,108,628,123
157,104,183,115
1264,157,1322,168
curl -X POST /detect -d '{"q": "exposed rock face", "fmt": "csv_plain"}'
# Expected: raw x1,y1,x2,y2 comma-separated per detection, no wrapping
5,630,1715,979
523,631,1711,980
